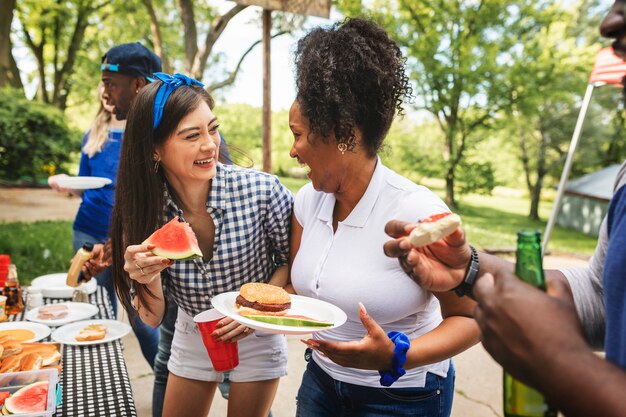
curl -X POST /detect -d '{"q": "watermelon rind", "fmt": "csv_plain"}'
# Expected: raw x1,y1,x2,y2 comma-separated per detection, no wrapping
245,315,334,328
151,248,202,261
4,380,49,414
143,216,203,261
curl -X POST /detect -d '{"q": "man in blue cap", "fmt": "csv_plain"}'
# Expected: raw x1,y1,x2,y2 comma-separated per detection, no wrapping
101,42,161,121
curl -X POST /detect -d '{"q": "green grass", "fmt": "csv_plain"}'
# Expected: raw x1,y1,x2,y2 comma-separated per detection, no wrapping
0,178,596,286
0,221,74,285
456,193,597,256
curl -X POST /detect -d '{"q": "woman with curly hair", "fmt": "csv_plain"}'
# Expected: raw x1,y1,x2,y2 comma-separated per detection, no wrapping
288,18,479,416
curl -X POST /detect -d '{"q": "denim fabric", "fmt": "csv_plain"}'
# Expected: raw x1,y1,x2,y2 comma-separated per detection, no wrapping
152,299,177,417
296,359,455,417
73,231,160,369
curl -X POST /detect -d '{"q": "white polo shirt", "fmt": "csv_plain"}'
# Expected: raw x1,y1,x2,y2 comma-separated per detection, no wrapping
292,158,451,388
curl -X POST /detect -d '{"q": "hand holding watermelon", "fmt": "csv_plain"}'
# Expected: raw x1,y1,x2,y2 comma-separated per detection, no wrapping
124,244,173,285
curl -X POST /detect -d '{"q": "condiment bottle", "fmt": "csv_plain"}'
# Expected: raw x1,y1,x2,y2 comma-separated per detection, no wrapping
26,287,44,311
503,230,557,417
72,288,89,303
66,243,94,287
3,264,23,315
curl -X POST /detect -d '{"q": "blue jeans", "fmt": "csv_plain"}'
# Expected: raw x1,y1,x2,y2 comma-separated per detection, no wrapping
152,299,177,417
73,230,160,368
296,359,455,417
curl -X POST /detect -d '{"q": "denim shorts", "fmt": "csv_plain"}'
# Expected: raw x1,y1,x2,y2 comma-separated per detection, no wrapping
296,359,455,417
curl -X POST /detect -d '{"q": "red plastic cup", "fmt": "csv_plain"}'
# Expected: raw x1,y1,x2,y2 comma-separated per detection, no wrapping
0,255,10,287
193,309,239,372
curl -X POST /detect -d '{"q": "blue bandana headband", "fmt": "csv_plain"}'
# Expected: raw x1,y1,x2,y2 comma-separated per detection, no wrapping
152,72,205,129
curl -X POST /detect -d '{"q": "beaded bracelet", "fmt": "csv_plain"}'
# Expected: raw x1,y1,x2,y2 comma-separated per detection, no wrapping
378,331,410,387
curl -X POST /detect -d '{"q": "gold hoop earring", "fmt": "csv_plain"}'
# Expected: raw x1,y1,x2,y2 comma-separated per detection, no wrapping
338,143,347,155
154,160,160,173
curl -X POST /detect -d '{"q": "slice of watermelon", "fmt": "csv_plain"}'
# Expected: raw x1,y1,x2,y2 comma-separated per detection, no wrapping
143,216,203,260
245,314,334,327
4,381,48,414
0,392,9,406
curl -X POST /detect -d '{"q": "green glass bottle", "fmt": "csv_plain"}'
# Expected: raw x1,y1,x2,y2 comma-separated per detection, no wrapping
503,230,558,417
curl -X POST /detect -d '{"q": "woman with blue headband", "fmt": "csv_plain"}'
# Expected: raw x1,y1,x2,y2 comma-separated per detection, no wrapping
110,73,292,416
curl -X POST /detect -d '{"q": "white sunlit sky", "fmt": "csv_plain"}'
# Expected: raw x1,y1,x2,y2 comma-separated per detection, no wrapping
209,2,342,111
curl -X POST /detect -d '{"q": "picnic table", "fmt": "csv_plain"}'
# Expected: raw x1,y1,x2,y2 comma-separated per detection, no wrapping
10,286,137,416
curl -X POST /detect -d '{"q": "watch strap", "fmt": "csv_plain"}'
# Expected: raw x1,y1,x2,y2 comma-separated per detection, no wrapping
453,244,479,297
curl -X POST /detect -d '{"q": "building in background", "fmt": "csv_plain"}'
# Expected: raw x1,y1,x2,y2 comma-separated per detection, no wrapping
557,164,620,237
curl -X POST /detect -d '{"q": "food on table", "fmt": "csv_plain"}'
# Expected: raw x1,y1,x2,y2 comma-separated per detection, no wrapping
36,304,69,320
3,380,48,414
0,392,9,406
0,329,35,343
236,283,291,317
244,314,333,328
143,216,203,260
75,323,107,342
408,212,462,247
0,340,21,359
0,342,61,374
0,356,20,373
18,353,42,371
18,343,61,367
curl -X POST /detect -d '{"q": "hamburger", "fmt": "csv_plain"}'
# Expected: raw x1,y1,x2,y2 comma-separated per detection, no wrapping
236,283,291,316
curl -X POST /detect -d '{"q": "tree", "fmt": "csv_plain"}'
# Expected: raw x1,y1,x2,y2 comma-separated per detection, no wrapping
365,0,525,209
506,3,597,220
16,0,110,110
0,0,23,90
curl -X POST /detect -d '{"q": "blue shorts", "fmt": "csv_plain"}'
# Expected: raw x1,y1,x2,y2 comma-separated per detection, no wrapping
296,359,455,417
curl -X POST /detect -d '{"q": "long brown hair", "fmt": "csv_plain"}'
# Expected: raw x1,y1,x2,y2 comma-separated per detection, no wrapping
111,81,215,318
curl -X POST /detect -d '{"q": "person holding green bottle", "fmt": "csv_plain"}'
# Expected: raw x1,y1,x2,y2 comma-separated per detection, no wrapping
311,3,626,416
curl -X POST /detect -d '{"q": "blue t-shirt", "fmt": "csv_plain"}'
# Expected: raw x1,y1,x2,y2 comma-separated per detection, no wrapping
604,184,626,369
73,128,123,241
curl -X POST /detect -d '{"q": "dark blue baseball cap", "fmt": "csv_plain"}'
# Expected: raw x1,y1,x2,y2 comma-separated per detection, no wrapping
101,42,162,81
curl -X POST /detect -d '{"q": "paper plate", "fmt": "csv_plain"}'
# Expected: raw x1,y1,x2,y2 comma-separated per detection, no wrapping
54,176,112,190
25,302,100,327
51,319,131,346
30,273,97,299
210,292,347,336
0,321,52,342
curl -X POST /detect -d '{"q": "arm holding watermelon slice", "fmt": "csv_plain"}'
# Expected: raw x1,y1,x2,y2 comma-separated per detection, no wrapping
123,243,171,327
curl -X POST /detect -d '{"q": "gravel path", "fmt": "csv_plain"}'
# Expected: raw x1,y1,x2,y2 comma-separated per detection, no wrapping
0,187,80,222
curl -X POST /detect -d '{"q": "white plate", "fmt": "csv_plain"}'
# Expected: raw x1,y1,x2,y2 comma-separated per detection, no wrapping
54,176,112,190
51,319,131,346
25,302,99,327
30,273,97,299
0,321,51,342
210,292,347,336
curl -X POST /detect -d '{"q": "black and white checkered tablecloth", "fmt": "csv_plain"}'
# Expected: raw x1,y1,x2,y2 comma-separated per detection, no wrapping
11,287,137,416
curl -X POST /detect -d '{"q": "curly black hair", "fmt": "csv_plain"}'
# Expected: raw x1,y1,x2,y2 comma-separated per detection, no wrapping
294,17,412,158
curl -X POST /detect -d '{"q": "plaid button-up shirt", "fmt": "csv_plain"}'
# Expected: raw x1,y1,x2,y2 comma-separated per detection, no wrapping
161,163,293,317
